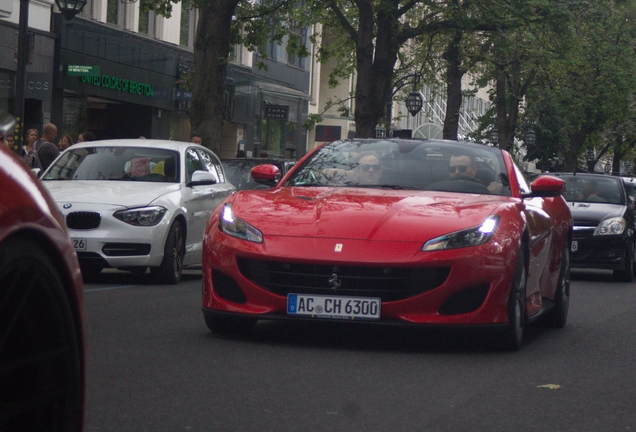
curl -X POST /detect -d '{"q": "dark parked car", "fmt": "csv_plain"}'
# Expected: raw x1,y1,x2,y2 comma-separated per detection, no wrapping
550,173,636,281
222,158,296,190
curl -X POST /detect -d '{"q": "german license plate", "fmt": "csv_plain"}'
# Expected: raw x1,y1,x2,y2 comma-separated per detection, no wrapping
287,294,381,320
571,241,578,253
72,238,87,251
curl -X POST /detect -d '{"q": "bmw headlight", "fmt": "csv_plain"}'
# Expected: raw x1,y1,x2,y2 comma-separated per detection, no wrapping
114,206,167,226
422,216,499,251
219,204,263,243
594,217,626,235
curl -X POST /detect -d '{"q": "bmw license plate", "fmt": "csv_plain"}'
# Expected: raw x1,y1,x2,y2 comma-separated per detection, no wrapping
72,238,87,251
287,294,381,320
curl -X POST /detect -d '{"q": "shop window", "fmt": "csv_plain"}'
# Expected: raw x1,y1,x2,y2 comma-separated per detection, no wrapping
261,119,286,158
180,5,198,48
107,0,131,27
106,0,118,24
139,10,156,36
79,0,93,19
287,26,308,69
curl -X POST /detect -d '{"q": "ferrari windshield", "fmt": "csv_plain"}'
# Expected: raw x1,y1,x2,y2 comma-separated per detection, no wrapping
286,139,509,195
42,146,180,183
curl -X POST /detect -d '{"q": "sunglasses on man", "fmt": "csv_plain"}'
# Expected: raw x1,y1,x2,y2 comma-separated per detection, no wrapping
360,164,381,172
449,165,470,173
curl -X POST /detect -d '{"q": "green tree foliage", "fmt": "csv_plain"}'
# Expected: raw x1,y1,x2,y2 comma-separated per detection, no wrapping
524,0,636,171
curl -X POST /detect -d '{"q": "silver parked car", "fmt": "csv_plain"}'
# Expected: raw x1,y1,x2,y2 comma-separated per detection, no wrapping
41,139,235,283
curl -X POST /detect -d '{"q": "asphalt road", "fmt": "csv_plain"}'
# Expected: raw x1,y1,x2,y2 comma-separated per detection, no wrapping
83,268,636,432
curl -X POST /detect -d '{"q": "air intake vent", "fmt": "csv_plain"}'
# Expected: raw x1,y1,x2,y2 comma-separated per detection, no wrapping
66,211,101,230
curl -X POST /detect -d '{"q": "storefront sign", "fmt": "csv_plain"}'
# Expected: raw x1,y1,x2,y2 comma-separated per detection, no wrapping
264,105,289,120
176,90,192,101
25,72,53,100
80,74,154,98
315,125,342,142
67,65,100,77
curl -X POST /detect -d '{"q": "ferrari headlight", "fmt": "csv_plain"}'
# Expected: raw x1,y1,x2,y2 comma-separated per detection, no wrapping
113,206,167,226
594,217,626,235
219,204,263,243
422,216,499,251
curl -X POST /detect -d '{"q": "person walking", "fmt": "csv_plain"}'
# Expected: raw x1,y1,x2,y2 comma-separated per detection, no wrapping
58,134,74,151
34,123,60,171
190,133,202,145
78,131,96,142
22,129,39,157
6,134,15,151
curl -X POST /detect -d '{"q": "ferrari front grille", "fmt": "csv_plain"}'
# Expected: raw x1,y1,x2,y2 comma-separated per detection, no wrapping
66,211,101,230
236,258,450,302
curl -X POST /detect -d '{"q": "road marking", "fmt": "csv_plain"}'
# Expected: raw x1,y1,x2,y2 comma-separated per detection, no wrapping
85,285,140,293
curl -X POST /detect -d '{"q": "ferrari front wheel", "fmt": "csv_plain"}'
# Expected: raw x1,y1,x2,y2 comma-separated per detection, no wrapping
502,247,527,351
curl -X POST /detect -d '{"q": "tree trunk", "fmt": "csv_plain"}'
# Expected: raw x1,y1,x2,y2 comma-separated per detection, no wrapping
443,32,464,141
191,0,240,153
354,0,399,138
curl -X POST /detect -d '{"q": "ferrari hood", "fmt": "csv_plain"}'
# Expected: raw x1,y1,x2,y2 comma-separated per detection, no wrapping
43,180,181,207
231,187,511,242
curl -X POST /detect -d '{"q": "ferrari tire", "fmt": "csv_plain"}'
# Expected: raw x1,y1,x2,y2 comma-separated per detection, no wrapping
0,235,82,431
151,220,185,285
541,244,570,328
613,240,634,282
204,311,257,335
502,247,527,351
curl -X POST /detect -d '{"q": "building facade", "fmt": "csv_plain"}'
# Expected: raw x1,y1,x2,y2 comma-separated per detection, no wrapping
1,0,311,159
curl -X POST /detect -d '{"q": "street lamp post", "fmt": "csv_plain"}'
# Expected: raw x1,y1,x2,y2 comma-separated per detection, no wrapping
489,127,499,147
586,148,595,173
524,126,536,147
13,0,86,153
405,90,423,117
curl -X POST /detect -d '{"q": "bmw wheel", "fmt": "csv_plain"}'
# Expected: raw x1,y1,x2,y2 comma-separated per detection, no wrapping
151,220,185,284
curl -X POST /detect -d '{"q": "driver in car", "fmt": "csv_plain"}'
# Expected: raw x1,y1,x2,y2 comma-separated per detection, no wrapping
353,152,383,185
427,153,501,194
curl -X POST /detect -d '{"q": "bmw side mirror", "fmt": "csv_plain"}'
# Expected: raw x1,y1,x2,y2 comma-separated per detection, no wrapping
187,170,217,187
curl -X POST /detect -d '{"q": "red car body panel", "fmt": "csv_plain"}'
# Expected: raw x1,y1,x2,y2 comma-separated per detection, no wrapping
202,140,571,333
0,147,86,430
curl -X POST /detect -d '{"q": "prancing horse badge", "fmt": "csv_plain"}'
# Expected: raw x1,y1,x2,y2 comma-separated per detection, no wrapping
334,243,343,252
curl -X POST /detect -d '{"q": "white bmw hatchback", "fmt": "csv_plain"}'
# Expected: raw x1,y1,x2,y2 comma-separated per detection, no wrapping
41,139,235,284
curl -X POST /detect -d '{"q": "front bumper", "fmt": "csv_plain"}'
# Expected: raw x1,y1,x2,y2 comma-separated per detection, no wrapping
202,231,519,326
570,232,630,270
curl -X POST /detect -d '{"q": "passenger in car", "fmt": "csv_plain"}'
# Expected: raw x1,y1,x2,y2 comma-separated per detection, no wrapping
577,179,605,202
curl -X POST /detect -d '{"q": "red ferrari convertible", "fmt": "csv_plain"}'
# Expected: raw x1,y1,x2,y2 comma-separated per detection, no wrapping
0,143,86,430
202,139,571,350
